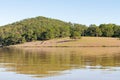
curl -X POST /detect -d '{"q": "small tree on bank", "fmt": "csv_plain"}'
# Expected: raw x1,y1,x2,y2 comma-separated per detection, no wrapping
70,31,81,39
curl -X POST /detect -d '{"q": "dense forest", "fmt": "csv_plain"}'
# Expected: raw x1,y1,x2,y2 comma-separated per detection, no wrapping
0,16,120,46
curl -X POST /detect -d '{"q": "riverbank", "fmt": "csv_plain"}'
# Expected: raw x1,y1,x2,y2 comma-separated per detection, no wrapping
11,37,120,48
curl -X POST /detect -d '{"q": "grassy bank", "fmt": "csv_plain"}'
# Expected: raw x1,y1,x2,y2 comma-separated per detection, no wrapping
11,37,120,47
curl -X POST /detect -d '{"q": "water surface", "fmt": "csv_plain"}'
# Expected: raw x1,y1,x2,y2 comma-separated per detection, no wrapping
0,47,120,80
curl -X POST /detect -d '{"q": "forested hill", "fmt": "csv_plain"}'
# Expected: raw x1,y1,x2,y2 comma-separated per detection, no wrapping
0,16,120,46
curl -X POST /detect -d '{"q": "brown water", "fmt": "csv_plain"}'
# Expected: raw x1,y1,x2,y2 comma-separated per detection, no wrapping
0,47,120,80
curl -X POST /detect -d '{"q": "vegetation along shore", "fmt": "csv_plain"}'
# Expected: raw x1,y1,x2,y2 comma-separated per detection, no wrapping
0,16,120,47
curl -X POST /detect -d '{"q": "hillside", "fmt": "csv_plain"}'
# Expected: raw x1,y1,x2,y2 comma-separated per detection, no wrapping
0,16,86,46
0,16,120,46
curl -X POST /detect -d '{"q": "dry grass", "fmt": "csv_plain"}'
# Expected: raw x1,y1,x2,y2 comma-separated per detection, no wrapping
12,37,120,47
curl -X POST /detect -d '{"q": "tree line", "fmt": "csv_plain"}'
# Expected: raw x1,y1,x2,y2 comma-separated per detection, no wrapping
0,16,120,46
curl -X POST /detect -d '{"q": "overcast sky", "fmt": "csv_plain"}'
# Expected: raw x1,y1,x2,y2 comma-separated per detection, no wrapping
0,0,120,26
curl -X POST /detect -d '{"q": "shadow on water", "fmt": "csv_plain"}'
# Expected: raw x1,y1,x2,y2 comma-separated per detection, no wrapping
0,47,120,78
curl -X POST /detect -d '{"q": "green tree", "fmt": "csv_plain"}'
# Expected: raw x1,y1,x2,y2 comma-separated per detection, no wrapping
99,24,114,37
70,24,84,39
59,26,70,37
113,25,120,37
40,28,55,40
70,31,81,39
86,24,102,37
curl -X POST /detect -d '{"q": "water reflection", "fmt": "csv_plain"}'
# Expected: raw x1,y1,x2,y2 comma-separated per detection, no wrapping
0,47,120,78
